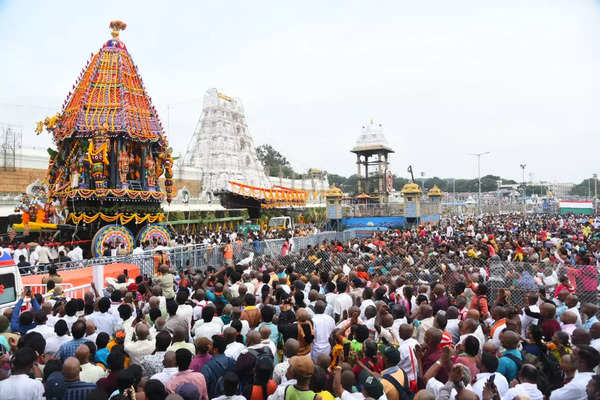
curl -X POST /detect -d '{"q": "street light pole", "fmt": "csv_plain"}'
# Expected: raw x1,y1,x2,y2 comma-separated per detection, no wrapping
594,173,598,214
520,163,526,213
453,178,456,215
470,152,490,216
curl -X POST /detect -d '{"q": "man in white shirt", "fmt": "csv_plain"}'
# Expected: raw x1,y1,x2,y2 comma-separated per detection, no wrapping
273,339,299,384
471,352,509,400
521,293,540,337
175,291,194,331
311,300,336,361
503,364,543,400
458,318,484,354
151,351,179,386
223,327,245,361
28,310,56,338
359,287,376,320
68,245,83,261
550,345,600,400
88,297,118,335
397,324,419,384
76,343,107,384
590,322,600,353
333,281,353,323
36,243,52,264
415,305,435,343
565,294,583,328
124,323,155,365
132,244,144,255
0,347,45,399
192,305,223,339
45,320,72,356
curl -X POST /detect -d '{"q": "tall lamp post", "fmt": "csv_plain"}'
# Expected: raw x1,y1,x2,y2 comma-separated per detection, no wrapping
470,152,490,216
520,163,526,213
594,173,598,214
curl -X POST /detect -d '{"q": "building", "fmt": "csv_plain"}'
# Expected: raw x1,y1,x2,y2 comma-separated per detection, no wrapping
351,120,394,202
181,88,272,193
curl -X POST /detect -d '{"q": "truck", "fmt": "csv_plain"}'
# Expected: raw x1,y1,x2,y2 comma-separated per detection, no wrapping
268,216,294,232
0,251,22,312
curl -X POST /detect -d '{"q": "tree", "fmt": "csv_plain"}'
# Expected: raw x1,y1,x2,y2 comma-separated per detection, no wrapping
525,185,549,196
570,179,595,197
255,144,297,178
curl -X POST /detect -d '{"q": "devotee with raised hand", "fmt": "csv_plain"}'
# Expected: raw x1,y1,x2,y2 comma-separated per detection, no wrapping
311,300,336,362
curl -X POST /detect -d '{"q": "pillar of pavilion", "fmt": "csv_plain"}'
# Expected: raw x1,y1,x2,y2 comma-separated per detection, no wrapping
350,120,394,203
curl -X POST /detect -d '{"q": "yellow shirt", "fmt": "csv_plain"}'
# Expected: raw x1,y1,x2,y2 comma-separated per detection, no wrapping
317,391,335,400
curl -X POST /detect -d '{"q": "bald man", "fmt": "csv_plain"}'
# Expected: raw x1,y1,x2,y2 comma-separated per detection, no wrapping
497,330,522,382
415,304,434,343
167,326,196,355
590,322,600,352
76,344,106,384
259,325,277,360
124,323,155,365
62,356,97,398
273,338,299,384
85,320,98,343
223,327,245,361
151,351,179,386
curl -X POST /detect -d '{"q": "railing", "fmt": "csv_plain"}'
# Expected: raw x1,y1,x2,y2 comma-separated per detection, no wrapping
18,231,358,277
343,203,406,218
10,283,94,311
27,282,73,296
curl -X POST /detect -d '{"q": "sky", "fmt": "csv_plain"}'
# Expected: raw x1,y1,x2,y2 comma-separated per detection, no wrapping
1,0,599,184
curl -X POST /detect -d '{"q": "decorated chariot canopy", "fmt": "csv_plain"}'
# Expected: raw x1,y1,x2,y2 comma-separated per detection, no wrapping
36,20,174,205
17,21,173,256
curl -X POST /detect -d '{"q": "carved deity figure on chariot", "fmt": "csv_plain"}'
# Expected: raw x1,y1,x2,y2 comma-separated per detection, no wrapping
86,135,110,189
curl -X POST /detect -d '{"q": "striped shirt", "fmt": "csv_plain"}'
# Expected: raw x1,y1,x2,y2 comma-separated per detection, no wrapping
58,338,92,361
439,331,453,349
64,380,97,400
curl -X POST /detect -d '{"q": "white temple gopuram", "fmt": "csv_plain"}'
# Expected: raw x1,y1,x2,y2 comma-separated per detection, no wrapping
182,88,272,193
182,88,329,205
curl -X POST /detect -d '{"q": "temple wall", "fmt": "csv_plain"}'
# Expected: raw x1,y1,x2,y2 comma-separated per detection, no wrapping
0,167,47,193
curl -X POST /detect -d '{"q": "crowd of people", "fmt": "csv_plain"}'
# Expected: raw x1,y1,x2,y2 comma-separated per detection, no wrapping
1,214,600,400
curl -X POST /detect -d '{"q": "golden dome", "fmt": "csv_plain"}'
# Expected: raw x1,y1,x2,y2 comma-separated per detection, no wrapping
427,184,443,197
325,184,344,198
401,182,422,195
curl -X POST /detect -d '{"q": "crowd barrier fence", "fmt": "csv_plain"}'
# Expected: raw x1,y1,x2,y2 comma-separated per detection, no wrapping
17,230,599,307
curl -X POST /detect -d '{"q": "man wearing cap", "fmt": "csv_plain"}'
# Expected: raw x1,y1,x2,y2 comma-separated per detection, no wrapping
358,370,386,400
379,346,412,400
285,355,317,400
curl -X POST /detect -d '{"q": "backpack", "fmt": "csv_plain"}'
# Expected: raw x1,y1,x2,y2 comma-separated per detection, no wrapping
382,369,414,400
526,348,564,397
248,346,275,365
510,348,563,398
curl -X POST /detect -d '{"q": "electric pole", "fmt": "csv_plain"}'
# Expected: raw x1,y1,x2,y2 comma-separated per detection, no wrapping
520,163,526,214
469,152,490,216
594,173,598,214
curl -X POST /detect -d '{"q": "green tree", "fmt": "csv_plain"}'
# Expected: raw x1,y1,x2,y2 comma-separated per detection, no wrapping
570,179,596,197
525,185,549,196
255,144,296,178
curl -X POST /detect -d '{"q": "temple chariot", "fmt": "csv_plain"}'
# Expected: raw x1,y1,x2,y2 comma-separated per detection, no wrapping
14,21,172,256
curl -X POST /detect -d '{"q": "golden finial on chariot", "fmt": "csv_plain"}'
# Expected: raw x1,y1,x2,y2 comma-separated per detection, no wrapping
109,20,127,40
